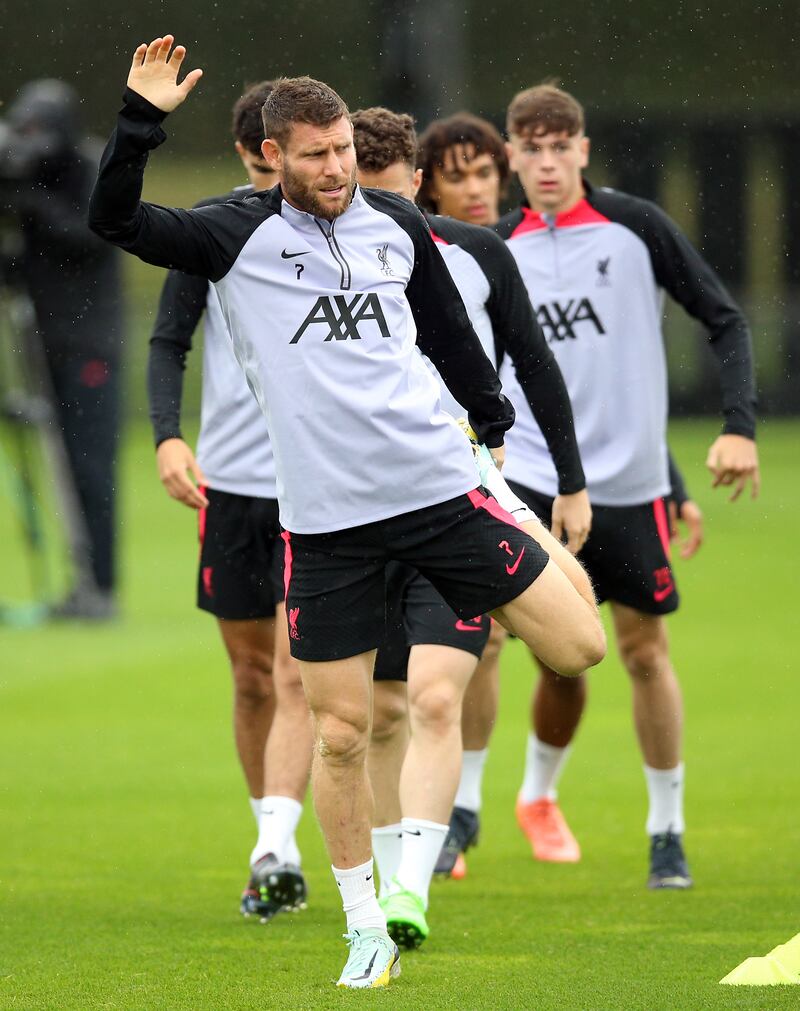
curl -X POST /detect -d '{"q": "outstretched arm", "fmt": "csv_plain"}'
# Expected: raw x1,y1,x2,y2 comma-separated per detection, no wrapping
89,37,247,279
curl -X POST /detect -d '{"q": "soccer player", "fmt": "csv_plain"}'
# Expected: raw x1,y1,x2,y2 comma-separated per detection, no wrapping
351,105,588,947
493,83,759,887
147,81,312,921
419,110,709,876
89,39,606,988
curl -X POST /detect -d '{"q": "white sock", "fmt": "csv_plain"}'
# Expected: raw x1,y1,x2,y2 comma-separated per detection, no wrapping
371,824,403,899
644,763,685,836
454,749,489,813
250,795,303,866
249,796,261,827
519,733,572,803
332,859,386,933
393,817,449,910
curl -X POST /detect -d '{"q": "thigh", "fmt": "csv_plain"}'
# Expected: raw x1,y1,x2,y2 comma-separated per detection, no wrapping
283,526,387,662
587,500,680,615
216,616,276,690
299,651,376,730
407,643,478,709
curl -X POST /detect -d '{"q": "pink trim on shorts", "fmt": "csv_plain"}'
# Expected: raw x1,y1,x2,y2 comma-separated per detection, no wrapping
467,486,520,528
652,497,672,561
281,530,293,598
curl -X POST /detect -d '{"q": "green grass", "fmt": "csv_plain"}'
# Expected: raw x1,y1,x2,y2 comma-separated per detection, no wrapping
0,420,798,1009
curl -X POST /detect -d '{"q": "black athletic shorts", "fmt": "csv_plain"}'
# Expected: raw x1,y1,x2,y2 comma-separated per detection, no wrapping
373,562,491,682
506,480,679,615
197,487,285,620
282,487,548,662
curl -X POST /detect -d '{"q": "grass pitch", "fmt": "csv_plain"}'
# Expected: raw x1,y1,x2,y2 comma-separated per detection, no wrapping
1,420,798,1009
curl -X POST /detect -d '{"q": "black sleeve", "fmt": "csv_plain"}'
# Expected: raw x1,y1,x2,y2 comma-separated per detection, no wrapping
667,450,690,508
433,217,585,494
147,269,208,447
590,188,757,439
360,189,515,448
88,89,268,280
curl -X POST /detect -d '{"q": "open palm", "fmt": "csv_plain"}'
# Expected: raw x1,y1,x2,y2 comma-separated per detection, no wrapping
127,35,203,113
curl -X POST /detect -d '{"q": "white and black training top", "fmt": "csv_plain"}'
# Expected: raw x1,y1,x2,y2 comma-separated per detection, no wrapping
91,90,515,534
148,185,278,500
422,212,585,496
495,183,757,507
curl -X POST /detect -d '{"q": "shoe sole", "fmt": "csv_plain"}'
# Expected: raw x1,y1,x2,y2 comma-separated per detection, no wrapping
253,866,308,910
386,918,429,949
648,875,693,890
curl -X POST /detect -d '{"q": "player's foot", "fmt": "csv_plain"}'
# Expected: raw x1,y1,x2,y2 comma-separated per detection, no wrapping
433,806,480,878
240,877,281,923
250,853,308,911
381,882,430,949
49,586,117,622
336,928,401,989
648,831,693,889
516,797,581,863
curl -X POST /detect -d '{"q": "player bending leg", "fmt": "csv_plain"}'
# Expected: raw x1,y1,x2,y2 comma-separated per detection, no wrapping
493,82,759,888
352,104,589,941
147,81,312,920
90,41,606,988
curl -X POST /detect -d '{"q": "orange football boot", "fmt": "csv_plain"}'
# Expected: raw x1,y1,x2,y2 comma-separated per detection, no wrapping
515,797,581,863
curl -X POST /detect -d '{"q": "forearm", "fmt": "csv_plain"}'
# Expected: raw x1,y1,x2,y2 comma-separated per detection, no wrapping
515,354,585,494
708,319,757,439
148,339,187,446
667,450,689,507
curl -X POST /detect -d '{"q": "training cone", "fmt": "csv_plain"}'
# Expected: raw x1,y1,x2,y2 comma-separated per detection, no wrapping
768,934,800,974
720,932,800,985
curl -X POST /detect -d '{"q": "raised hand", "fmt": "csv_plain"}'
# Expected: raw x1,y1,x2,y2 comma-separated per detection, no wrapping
127,35,203,113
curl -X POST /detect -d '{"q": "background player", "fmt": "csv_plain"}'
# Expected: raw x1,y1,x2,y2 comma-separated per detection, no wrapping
90,41,606,988
352,105,587,948
418,110,707,877
493,82,759,887
147,81,312,920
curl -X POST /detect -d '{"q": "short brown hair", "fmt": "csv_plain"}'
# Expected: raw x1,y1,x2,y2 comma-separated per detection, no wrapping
417,113,510,212
352,106,417,173
261,76,350,148
232,81,276,155
506,82,584,138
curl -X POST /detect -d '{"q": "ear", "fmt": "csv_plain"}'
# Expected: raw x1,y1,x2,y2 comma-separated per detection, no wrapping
411,168,423,198
261,138,282,171
505,139,519,173
579,135,590,170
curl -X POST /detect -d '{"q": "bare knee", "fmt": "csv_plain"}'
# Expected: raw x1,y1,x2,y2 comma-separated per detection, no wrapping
316,711,369,766
372,688,408,743
409,681,461,735
618,632,669,682
229,648,274,707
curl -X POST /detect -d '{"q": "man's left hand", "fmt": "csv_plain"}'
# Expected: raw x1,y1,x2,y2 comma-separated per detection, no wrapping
706,434,760,501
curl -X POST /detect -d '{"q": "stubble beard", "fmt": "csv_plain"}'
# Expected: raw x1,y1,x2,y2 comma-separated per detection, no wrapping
281,161,357,220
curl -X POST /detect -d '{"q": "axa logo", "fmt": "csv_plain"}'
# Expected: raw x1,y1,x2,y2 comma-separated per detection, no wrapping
290,294,391,344
535,298,606,342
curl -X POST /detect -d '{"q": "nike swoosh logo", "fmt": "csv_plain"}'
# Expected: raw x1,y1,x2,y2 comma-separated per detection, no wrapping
351,950,378,981
455,619,484,632
654,583,674,602
506,547,525,575
366,874,373,881
403,829,422,836
281,249,310,259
